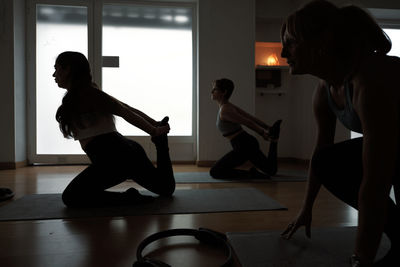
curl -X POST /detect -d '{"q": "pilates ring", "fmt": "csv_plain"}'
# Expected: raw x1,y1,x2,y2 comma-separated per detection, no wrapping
132,228,233,267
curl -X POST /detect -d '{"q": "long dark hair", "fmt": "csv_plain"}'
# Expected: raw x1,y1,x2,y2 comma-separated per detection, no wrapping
281,0,391,67
55,51,94,138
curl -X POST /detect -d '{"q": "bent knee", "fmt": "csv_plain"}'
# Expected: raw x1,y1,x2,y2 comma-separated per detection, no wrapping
159,182,175,197
62,189,84,208
62,191,76,207
209,165,223,178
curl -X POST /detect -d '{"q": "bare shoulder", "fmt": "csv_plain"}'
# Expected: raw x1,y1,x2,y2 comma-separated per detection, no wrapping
78,86,102,98
78,87,121,114
315,79,328,94
220,102,236,113
313,79,329,107
219,102,240,121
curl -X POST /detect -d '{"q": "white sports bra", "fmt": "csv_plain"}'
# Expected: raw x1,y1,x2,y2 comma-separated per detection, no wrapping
72,112,116,140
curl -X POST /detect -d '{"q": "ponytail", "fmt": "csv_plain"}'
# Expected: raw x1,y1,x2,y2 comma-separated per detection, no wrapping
335,6,391,56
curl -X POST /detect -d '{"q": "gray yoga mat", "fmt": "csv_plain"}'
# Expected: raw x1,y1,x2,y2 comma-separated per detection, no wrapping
0,188,286,221
227,227,390,267
174,169,307,183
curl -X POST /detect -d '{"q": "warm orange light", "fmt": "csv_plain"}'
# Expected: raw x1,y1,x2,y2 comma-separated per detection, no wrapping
266,54,279,66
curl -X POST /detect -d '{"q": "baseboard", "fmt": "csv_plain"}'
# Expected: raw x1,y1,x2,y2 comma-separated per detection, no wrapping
15,160,28,168
171,160,196,165
196,160,215,167
0,160,28,170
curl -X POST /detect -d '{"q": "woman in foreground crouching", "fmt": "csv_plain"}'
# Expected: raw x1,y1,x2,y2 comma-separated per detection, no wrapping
280,1,400,266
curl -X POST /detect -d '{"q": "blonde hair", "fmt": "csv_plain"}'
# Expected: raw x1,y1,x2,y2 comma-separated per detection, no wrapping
281,0,391,60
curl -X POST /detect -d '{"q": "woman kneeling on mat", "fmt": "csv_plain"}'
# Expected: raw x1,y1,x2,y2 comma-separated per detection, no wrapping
280,1,400,266
210,78,282,180
53,51,175,207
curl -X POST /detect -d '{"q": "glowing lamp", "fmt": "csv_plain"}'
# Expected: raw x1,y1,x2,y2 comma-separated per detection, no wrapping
266,54,279,66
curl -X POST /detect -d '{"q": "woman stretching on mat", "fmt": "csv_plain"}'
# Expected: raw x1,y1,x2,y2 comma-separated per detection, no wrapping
280,1,400,266
53,51,175,207
209,78,282,180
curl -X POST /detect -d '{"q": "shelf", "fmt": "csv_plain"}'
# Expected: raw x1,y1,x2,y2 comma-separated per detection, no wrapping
256,65,289,70
256,88,286,96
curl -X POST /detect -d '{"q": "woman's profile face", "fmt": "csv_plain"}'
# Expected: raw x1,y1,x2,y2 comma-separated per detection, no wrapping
211,84,225,101
281,27,315,75
52,63,70,89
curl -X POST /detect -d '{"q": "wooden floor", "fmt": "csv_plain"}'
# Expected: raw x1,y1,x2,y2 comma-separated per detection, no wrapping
0,163,357,267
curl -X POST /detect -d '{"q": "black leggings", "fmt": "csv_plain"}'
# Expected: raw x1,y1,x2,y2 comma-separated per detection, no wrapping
209,131,278,179
62,132,175,207
311,137,400,245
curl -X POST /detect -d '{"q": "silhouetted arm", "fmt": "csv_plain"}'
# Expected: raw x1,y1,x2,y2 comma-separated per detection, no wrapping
84,88,167,136
120,102,158,127
235,105,270,129
353,70,398,266
304,81,337,213
282,80,336,239
221,103,268,137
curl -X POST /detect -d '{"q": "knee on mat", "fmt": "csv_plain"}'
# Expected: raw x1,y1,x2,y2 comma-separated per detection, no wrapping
61,192,73,207
209,166,222,178
159,182,175,197
62,190,79,207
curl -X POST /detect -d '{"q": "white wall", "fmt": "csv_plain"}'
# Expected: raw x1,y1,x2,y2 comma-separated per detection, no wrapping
0,0,26,165
0,0,16,163
14,0,26,163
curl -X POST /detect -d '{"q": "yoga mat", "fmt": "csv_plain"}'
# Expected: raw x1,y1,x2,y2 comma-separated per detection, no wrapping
227,227,390,267
0,188,286,221
174,169,307,183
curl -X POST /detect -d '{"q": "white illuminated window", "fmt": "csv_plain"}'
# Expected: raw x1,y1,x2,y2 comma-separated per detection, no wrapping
102,5,193,136
33,3,195,161
36,5,87,154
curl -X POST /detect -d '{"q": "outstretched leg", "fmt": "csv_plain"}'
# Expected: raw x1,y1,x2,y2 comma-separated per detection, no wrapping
268,119,282,141
134,116,175,196
249,120,281,176
249,141,278,176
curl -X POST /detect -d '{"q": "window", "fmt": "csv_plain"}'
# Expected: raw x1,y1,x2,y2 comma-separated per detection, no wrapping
102,5,193,136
